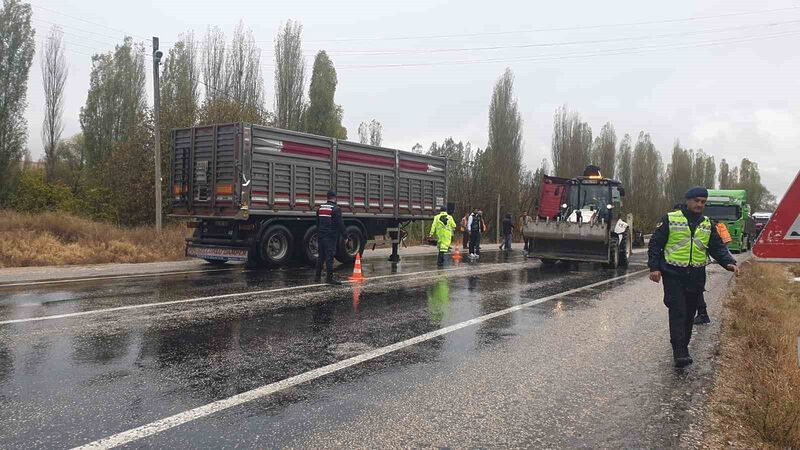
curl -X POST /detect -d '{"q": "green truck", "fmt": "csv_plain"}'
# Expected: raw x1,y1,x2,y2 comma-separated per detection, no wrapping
705,189,756,252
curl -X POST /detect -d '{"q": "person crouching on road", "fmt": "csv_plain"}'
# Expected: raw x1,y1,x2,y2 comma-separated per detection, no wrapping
467,210,485,259
430,206,456,267
648,187,738,368
315,190,348,285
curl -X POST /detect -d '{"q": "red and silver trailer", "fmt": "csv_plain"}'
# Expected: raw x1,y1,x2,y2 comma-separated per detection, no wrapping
169,123,448,267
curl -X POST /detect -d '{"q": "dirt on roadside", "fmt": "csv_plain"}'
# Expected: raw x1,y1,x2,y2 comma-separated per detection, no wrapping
701,262,800,449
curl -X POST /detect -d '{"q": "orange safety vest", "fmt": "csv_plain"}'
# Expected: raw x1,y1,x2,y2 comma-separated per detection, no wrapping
716,222,732,245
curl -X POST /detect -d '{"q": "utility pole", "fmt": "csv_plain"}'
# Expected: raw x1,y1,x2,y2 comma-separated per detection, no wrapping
152,37,164,232
496,193,500,244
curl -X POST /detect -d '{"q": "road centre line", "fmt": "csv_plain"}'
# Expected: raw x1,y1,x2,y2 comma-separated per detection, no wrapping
0,262,527,326
73,267,648,450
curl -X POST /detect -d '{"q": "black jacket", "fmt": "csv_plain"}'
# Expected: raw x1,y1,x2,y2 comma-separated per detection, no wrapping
648,207,736,291
502,217,514,235
316,200,346,239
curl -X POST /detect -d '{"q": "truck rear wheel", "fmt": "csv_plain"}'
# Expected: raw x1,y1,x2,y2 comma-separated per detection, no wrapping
259,225,294,268
336,226,365,264
302,226,320,266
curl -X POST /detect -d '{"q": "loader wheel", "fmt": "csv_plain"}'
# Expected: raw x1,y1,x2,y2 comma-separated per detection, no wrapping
618,234,631,267
606,241,619,269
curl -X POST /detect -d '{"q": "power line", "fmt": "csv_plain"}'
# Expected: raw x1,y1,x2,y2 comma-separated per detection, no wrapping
331,29,800,69
300,6,800,42
29,1,151,42
317,19,800,56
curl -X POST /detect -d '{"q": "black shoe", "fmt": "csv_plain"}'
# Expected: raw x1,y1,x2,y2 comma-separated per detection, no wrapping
674,356,693,368
326,276,342,286
694,314,711,325
314,273,322,282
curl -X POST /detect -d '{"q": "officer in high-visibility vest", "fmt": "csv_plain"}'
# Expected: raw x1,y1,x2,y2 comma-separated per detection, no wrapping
429,206,456,267
648,186,738,368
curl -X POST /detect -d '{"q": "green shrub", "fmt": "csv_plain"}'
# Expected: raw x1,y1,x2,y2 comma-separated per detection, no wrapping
9,169,75,213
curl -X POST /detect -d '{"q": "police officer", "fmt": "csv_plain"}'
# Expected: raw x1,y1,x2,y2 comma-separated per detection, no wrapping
648,186,738,368
315,190,347,285
430,206,456,267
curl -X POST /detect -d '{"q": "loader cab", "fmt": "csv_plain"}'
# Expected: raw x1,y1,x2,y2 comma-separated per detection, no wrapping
565,177,624,224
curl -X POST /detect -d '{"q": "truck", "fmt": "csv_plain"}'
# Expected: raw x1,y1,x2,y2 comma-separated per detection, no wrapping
523,166,633,267
169,123,448,267
752,211,772,239
704,189,755,253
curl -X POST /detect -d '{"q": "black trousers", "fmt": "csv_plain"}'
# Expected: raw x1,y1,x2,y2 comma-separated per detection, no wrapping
696,296,708,316
662,275,702,357
469,231,481,255
437,251,445,266
315,236,336,276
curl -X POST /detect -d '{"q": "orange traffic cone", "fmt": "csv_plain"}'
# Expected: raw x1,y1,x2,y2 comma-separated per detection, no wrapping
349,253,365,281
352,282,362,311
452,245,462,263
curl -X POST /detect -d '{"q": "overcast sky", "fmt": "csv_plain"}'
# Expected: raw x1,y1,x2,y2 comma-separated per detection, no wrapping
22,0,800,202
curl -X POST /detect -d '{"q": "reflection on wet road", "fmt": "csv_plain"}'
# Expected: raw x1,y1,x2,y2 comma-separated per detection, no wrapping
0,252,727,449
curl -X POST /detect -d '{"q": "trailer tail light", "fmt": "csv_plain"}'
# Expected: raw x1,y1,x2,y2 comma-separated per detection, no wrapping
215,184,234,195
173,184,184,195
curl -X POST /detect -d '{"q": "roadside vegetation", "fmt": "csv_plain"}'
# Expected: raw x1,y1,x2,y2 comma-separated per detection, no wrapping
705,262,800,449
0,210,188,267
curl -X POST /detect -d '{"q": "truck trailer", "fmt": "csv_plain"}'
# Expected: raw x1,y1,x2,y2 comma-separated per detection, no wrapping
523,166,633,267
169,123,448,267
704,189,755,253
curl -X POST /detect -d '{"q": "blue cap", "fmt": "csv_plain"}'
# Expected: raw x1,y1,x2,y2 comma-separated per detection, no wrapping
685,186,709,199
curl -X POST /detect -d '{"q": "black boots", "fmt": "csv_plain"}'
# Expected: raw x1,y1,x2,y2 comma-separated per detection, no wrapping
326,274,342,286
694,313,711,325
674,356,693,368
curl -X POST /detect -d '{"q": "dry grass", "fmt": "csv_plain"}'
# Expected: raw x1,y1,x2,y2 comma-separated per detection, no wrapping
0,210,190,267
704,262,800,449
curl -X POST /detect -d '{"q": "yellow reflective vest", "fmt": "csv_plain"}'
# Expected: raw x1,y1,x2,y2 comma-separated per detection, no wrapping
664,210,712,268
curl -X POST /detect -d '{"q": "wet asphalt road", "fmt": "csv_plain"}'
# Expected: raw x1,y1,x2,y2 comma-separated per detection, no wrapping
0,250,733,449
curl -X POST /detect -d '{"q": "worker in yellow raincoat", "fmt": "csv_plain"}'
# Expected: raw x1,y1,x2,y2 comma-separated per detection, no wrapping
430,206,457,267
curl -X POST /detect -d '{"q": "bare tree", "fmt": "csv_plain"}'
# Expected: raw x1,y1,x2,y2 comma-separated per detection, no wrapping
590,122,616,177
358,120,382,145
274,20,305,130
202,26,227,101
41,25,68,181
551,105,591,177
227,22,264,113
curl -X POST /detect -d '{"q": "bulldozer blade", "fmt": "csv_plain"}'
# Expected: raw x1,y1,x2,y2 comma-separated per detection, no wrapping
523,221,610,263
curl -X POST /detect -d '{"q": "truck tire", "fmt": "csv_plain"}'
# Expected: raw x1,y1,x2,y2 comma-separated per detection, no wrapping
618,234,631,267
302,226,320,266
336,225,365,264
258,224,294,268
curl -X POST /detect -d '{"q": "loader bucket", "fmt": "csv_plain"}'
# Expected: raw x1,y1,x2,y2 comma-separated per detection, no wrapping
524,221,610,263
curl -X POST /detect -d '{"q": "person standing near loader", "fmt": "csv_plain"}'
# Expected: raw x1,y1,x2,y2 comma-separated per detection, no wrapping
430,206,456,267
648,187,738,367
315,190,348,285
500,213,514,252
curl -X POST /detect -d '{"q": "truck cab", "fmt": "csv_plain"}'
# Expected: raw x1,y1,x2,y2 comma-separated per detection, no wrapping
705,189,755,252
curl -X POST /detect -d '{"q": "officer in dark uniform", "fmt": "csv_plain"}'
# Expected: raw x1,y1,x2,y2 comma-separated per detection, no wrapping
648,186,738,368
315,190,347,285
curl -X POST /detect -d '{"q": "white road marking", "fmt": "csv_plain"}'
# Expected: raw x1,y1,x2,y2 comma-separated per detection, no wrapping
0,268,235,288
72,268,648,450
0,262,527,326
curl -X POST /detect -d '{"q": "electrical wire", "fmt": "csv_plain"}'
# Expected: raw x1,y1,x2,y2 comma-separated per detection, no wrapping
29,1,151,42
331,29,800,69
301,6,800,42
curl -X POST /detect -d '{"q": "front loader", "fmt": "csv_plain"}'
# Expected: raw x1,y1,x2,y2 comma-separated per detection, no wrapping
523,166,633,268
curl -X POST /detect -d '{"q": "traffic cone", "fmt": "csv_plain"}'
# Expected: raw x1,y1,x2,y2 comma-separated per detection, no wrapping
352,282,362,311
349,253,365,281
452,245,462,263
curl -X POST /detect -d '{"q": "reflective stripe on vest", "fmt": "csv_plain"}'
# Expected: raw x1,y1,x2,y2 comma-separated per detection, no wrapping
664,210,712,268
